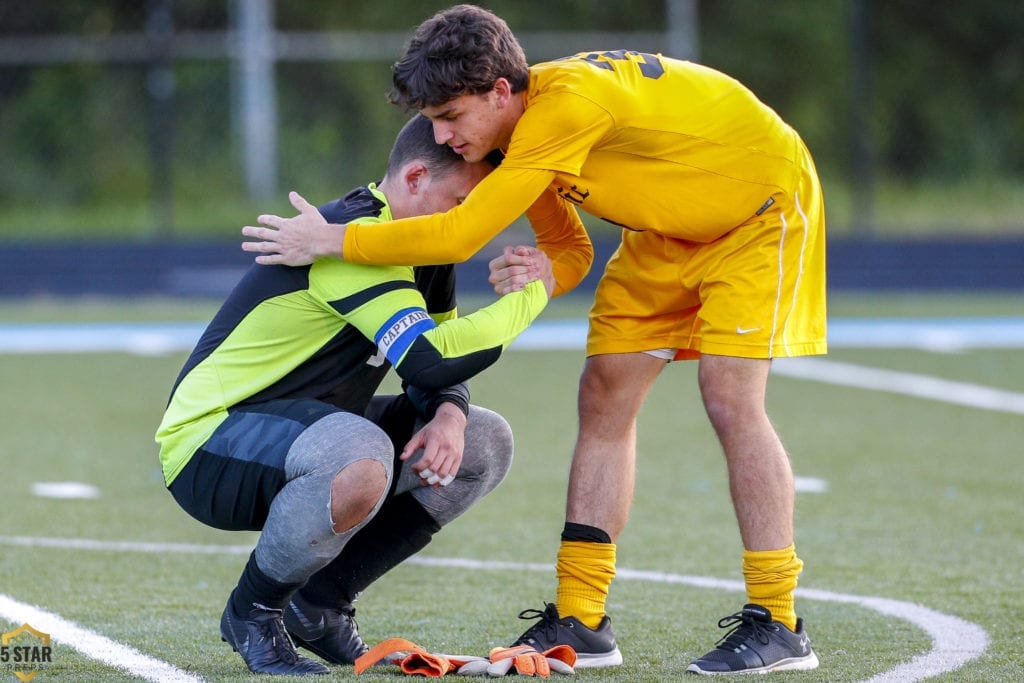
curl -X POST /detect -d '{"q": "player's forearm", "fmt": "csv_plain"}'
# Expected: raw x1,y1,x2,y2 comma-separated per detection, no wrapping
393,279,548,389
403,382,470,420
343,167,555,266
433,398,469,425
431,278,549,356
550,254,592,297
343,212,484,265
525,187,593,296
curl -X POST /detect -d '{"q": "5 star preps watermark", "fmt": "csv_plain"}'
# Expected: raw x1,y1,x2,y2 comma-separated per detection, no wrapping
1,624,52,682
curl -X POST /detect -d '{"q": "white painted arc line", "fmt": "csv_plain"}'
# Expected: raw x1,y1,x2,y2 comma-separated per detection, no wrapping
783,588,989,683
420,562,991,683
0,536,988,682
0,594,202,683
773,358,1024,415
827,595,990,683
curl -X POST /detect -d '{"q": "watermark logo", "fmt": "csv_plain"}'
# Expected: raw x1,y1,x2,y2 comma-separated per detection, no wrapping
1,623,52,682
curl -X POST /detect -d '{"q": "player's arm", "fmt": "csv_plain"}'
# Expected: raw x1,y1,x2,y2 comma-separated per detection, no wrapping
403,381,469,421
346,90,604,277
347,176,592,297
393,278,549,390
524,187,593,296
340,270,551,392
403,264,465,418
242,167,555,267
344,166,556,264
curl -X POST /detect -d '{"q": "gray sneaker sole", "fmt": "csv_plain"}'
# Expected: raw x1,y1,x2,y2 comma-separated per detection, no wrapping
575,647,624,668
686,650,819,675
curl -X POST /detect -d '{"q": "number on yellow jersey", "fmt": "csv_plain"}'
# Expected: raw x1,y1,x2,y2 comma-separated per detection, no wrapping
572,50,665,80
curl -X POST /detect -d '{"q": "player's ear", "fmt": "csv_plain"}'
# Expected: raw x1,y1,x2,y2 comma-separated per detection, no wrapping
403,161,429,195
492,77,512,105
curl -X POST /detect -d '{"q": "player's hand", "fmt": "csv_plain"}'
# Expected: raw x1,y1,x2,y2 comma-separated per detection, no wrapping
241,191,345,265
489,246,555,297
401,402,466,487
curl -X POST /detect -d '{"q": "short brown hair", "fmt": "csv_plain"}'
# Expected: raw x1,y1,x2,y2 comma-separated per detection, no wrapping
386,114,502,178
386,114,465,179
389,4,529,110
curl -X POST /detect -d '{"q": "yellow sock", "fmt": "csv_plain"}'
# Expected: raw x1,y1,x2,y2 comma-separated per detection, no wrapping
555,540,616,630
742,545,803,631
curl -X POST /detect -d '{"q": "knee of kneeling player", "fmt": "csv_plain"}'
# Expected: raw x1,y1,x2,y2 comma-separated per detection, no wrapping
330,458,389,533
465,406,514,484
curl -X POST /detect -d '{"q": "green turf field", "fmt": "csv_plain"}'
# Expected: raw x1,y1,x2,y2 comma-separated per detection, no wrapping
0,293,1022,681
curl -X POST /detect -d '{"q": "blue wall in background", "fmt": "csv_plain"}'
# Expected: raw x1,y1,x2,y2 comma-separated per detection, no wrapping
2,238,1022,299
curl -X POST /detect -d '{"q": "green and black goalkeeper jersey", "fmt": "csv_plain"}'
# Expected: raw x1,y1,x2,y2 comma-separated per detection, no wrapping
156,184,547,486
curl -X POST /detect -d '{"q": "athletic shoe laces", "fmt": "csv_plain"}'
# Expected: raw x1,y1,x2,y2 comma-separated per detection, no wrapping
258,609,300,665
714,610,775,652
516,603,561,643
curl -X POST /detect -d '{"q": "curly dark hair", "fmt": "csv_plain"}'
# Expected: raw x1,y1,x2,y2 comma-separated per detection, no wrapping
389,4,529,110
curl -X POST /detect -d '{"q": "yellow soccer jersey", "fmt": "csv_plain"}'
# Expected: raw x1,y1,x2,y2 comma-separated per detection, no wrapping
512,51,804,240
343,51,809,279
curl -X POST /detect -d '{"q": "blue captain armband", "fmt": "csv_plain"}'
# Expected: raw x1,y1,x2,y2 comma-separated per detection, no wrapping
375,307,437,366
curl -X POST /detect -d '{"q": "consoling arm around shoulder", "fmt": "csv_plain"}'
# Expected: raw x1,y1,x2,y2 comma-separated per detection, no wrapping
342,167,556,266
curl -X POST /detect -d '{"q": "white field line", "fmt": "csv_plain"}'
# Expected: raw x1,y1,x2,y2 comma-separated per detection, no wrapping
773,357,1024,415
0,535,254,554
0,593,201,683
6,320,1024,417
0,319,1007,678
414,559,989,682
0,323,202,356
0,536,989,682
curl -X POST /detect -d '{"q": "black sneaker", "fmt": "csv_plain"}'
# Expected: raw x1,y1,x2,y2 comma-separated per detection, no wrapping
686,604,819,675
220,597,329,675
512,602,622,668
284,591,370,665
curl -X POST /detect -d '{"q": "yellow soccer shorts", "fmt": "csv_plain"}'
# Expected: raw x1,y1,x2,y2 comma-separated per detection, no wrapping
588,171,827,361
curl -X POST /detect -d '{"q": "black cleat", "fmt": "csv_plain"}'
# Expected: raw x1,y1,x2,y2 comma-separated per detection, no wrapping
220,596,329,675
686,604,819,675
284,591,370,665
512,602,622,668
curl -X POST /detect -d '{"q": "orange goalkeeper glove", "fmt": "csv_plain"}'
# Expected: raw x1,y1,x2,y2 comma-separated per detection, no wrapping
471,644,576,677
354,637,486,677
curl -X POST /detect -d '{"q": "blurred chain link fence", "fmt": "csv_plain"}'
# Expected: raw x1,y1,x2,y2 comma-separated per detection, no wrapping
0,0,698,241
1,1,1020,246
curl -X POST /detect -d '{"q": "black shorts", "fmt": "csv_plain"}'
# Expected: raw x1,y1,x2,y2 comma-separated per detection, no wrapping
168,394,417,532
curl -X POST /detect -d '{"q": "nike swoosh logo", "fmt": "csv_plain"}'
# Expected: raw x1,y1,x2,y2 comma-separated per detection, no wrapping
289,604,326,638
736,326,762,335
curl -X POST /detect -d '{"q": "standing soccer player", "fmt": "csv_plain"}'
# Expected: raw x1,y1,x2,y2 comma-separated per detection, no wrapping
242,4,825,675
